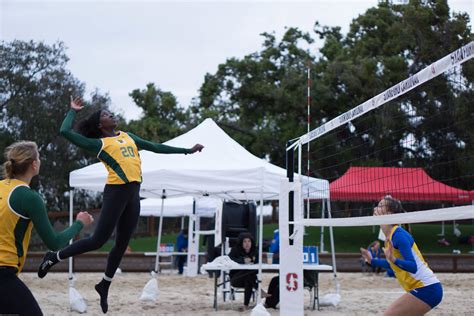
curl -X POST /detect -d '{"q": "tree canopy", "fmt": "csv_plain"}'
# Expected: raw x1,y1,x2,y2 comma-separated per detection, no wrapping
0,40,109,210
1,0,472,214
191,0,473,189
126,83,190,142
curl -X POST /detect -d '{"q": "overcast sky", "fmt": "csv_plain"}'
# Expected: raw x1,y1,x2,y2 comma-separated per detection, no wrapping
1,0,472,121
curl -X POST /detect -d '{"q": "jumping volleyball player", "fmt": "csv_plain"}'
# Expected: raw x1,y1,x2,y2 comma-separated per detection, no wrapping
0,141,93,315
38,97,203,313
360,196,443,316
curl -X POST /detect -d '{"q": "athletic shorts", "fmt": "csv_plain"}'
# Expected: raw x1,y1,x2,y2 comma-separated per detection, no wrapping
410,282,443,308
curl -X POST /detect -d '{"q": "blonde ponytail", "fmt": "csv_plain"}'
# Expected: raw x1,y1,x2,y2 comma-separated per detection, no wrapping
1,141,38,179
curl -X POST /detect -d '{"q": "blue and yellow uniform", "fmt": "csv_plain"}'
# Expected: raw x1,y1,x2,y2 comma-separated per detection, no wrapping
0,178,83,315
371,225,443,308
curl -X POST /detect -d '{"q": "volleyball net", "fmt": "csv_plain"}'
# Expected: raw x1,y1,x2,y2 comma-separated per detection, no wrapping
291,41,474,227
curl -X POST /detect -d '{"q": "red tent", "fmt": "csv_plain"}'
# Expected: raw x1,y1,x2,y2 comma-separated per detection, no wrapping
330,166,471,202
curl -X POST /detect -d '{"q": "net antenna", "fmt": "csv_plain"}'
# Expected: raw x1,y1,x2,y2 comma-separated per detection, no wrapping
290,40,474,222
306,59,311,220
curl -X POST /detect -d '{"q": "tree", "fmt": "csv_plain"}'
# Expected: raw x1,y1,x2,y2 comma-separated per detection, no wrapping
191,0,473,190
321,0,474,188
191,27,317,166
0,40,109,210
127,83,190,142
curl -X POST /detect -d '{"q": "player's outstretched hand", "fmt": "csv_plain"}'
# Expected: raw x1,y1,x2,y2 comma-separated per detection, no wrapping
189,144,204,153
70,96,84,111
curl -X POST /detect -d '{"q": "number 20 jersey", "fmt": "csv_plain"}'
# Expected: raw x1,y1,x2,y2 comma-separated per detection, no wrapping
98,131,141,185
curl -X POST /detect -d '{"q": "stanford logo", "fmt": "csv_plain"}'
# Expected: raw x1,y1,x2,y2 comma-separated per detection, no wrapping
431,64,436,74
286,273,298,292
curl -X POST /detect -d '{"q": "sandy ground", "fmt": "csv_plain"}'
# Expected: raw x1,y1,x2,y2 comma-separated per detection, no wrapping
20,271,474,316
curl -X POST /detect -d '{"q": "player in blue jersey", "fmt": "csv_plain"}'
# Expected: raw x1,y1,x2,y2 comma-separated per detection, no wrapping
360,196,442,316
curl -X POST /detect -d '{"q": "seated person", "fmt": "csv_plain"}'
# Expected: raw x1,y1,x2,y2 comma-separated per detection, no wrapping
369,241,382,273
175,230,188,275
360,240,382,273
361,240,395,277
372,241,395,278
269,229,279,264
228,232,270,309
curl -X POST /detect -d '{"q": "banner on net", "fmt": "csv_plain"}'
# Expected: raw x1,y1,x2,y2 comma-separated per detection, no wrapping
300,41,474,145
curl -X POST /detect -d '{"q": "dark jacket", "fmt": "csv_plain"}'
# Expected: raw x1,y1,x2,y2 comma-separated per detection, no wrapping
229,232,257,263
228,232,258,278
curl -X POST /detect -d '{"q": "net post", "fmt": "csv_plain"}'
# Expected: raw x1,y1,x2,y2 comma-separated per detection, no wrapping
286,141,295,245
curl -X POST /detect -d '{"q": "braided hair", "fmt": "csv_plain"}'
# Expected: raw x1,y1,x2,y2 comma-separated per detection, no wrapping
76,110,103,138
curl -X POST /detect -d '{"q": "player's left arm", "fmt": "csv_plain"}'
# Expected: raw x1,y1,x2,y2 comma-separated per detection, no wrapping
391,231,417,273
128,132,203,154
16,189,84,251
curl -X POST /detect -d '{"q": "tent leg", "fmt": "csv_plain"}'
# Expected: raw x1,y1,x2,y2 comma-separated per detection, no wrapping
326,199,339,293
438,221,445,236
256,170,264,304
69,190,74,279
154,190,166,273
471,201,474,253
320,201,326,253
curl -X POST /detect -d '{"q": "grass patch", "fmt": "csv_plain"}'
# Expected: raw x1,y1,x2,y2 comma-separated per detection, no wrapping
98,223,474,254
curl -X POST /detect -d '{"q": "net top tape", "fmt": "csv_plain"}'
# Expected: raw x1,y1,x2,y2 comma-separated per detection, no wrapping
297,205,474,227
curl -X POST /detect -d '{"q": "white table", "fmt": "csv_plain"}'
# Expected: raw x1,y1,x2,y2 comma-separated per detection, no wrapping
202,263,332,310
144,252,206,256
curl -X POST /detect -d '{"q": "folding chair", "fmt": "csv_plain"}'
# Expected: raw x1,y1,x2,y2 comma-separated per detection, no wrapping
228,271,257,304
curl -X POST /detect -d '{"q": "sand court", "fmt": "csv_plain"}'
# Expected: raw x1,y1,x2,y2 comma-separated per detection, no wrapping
21,272,474,315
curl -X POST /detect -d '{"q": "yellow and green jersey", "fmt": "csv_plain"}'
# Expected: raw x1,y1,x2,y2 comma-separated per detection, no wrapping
0,179,83,273
60,109,192,185
0,179,33,272
98,131,142,184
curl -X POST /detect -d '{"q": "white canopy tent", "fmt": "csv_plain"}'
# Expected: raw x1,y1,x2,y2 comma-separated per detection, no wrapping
68,118,332,304
140,196,220,276
140,196,218,218
141,198,275,276
140,196,194,218
141,197,273,218
69,118,329,200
